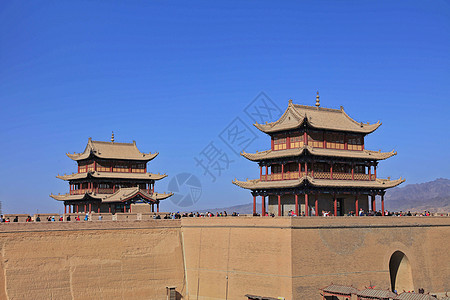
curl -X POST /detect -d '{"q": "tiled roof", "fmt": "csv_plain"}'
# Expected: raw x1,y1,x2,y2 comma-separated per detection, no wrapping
66,138,158,161
232,176,405,190
394,293,438,300
254,101,381,134
245,294,281,300
50,188,172,203
102,187,173,203
56,171,167,181
50,192,104,201
241,145,396,161
357,289,397,299
322,284,358,295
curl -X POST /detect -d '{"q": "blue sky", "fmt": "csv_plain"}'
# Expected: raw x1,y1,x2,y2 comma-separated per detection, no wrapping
0,1,449,214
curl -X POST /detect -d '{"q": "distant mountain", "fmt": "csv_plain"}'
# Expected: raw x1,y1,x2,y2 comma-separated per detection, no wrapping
385,178,450,213
202,178,450,214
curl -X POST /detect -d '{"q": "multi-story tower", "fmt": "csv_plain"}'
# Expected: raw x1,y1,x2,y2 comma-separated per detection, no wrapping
233,94,404,216
51,134,172,214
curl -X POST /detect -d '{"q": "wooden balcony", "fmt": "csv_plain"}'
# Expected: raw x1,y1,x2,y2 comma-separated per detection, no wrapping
70,189,90,195
260,172,375,182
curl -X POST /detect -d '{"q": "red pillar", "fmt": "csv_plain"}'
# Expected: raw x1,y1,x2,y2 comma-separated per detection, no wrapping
124,204,126,213
286,136,291,149
295,194,299,216
262,196,265,216
278,195,281,216
84,204,87,213
381,194,385,216
89,203,92,213
109,205,111,213
372,194,376,211
334,194,337,216
98,204,100,213
305,162,308,176
368,164,371,180
260,166,262,180
64,205,67,214
355,194,359,216
330,163,333,180
157,202,159,212
271,137,274,150
113,185,116,193
352,164,354,180
281,164,284,180
315,193,318,216
374,165,377,179
311,162,314,178
298,162,301,177
304,131,308,145
265,165,268,180
253,195,256,215
68,205,71,213
305,194,309,216
76,204,79,213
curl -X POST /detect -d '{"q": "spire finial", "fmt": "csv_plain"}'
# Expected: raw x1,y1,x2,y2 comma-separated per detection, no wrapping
315,91,320,107
111,131,115,143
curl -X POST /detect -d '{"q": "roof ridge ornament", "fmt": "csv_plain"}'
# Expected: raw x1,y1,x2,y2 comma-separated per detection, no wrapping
315,91,320,108
111,131,115,143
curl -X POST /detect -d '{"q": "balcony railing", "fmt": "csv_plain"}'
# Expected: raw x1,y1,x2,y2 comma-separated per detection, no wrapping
97,188,114,194
71,189,90,195
260,172,375,182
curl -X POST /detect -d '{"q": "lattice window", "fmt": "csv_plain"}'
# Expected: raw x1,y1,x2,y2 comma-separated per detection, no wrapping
347,134,363,151
290,133,304,149
325,132,345,149
308,130,324,148
273,135,287,151
113,163,129,173
97,162,110,172
132,163,146,173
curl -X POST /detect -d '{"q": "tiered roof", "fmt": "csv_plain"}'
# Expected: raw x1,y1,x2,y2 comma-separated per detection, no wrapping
50,188,173,202
233,176,405,190
56,171,167,181
254,100,381,134
66,138,158,161
242,146,396,162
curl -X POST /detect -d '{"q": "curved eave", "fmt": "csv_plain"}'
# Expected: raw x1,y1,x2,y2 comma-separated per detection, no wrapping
340,107,381,134
102,188,173,203
49,192,104,202
232,176,405,190
56,171,167,181
253,102,382,134
241,147,397,162
153,192,174,200
66,152,158,162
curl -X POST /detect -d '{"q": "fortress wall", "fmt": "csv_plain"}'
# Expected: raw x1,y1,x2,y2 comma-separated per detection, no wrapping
0,220,185,300
181,217,294,300
0,217,448,300
290,217,450,298
181,217,449,300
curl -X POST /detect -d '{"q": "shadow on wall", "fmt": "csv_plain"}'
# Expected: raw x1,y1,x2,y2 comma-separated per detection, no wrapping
389,251,414,292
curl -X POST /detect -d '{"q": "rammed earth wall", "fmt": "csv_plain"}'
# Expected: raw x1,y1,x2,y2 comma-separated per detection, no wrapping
0,217,448,299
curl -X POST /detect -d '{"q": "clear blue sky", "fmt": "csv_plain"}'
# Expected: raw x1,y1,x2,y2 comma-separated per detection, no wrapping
0,1,449,214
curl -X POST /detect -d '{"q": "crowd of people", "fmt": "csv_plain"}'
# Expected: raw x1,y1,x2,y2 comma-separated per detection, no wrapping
0,209,442,223
155,211,240,219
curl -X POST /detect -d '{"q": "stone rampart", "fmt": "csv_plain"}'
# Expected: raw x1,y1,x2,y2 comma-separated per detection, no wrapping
0,216,448,299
